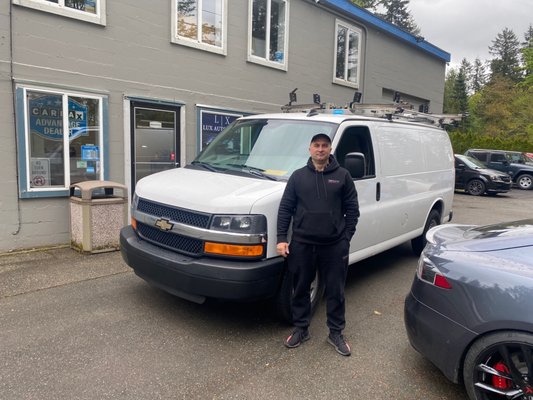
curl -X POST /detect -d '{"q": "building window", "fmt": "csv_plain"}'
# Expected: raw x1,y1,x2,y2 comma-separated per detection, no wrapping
172,0,227,55
334,20,362,88
248,0,289,70
12,0,106,25
16,86,108,198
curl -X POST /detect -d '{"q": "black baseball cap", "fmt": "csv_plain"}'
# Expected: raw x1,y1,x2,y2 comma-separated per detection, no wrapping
310,133,331,144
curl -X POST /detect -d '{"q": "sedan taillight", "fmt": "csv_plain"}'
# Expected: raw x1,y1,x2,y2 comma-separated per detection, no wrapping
417,256,452,289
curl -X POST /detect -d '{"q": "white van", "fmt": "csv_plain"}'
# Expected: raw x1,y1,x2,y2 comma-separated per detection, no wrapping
120,108,454,319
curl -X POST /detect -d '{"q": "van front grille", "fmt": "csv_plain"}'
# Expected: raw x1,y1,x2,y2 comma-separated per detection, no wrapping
137,198,211,228
137,222,203,256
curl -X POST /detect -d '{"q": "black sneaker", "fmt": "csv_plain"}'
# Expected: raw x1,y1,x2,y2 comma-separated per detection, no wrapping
284,328,310,348
327,333,351,356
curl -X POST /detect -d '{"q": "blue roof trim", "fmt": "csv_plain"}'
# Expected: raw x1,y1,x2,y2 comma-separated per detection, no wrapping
320,0,451,63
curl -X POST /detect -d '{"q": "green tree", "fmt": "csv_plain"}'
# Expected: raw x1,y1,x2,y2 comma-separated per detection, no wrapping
350,0,379,9
443,68,458,114
455,62,469,114
350,0,420,35
521,24,533,77
472,76,517,137
471,58,487,93
521,46,533,87
378,0,420,35
459,58,473,93
443,65,468,116
489,28,522,82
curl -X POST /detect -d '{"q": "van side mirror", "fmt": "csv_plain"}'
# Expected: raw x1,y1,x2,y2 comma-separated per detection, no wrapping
345,152,365,179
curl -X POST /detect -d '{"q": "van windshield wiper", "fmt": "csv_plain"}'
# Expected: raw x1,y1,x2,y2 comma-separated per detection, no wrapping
190,161,221,172
226,164,278,181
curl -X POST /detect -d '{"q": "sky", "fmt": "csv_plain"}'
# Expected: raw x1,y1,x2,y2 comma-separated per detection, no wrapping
407,0,532,70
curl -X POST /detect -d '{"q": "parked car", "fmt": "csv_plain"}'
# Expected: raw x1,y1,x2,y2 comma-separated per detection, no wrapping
465,149,533,190
454,154,512,196
505,151,533,165
404,219,533,400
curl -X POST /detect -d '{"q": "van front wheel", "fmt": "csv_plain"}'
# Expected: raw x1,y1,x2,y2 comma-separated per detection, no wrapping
411,210,441,256
273,264,325,323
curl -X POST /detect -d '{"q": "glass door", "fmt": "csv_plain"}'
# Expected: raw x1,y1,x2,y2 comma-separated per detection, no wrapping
131,102,180,192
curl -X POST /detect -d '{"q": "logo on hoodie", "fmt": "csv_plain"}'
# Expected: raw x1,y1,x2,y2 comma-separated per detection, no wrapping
327,179,340,184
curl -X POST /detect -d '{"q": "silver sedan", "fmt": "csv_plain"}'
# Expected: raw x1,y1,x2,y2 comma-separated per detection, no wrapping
405,219,533,400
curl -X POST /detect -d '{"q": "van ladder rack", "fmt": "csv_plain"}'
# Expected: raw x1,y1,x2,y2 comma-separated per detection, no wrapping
281,101,464,128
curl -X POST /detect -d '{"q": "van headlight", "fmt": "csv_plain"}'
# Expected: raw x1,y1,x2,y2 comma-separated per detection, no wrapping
206,214,267,258
210,214,266,233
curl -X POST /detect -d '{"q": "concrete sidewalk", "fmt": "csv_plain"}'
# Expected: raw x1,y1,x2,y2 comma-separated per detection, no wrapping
0,246,130,299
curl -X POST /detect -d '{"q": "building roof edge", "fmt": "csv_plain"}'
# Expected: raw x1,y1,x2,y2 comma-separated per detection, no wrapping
319,0,451,63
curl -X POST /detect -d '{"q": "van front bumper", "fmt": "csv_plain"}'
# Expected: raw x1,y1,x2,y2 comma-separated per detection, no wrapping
120,226,284,303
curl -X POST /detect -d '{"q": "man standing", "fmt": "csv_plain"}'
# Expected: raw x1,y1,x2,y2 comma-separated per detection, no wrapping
277,133,359,356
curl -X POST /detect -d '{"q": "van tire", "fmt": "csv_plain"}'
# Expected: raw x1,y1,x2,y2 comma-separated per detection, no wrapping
273,264,325,323
411,209,441,256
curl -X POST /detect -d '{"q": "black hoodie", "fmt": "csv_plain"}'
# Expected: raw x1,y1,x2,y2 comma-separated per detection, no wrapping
277,155,359,245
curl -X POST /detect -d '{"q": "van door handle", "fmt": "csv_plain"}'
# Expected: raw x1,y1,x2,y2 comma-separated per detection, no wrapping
376,182,381,201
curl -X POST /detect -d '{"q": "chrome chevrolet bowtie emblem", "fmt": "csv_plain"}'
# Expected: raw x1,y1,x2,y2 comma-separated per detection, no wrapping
155,218,173,231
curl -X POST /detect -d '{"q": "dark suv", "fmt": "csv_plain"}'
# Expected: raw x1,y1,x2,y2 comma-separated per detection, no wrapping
465,149,533,190
454,155,512,196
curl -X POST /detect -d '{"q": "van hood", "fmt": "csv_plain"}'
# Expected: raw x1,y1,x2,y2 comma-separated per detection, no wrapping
135,167,285,214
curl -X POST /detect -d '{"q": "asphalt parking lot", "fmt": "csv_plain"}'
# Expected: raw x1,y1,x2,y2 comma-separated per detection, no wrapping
1,189,532,400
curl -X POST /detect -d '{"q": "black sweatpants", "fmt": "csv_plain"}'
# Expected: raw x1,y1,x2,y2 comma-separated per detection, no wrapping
288,239,349,334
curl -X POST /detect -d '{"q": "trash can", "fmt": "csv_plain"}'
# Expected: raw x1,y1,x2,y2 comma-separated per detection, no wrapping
69,180,128,254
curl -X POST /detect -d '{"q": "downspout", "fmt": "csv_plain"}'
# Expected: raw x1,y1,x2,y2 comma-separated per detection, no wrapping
10,1,22,236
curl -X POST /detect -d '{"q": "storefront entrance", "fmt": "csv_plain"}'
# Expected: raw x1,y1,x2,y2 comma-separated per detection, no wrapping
130,101,181,193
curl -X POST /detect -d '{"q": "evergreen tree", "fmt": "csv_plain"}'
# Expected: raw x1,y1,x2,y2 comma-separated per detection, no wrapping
443,68,458,114
459,58,473,93
489,28,522,82
454,66,469,115
350,0,379,9
521,24,533,77
522,24,533,48
471,58,487,93
443,65,468,116
378,0,420,35
521,45,533,87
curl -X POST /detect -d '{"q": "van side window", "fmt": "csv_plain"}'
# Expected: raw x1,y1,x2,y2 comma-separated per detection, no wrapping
334,126,375,178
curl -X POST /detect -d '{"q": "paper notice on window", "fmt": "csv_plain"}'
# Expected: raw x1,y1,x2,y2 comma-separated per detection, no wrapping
30,158,50,187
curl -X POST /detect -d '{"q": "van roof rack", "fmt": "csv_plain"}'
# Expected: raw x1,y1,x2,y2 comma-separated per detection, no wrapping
280,90,464,128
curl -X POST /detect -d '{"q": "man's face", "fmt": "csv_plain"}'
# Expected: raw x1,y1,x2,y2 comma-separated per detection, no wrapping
309,138,331,163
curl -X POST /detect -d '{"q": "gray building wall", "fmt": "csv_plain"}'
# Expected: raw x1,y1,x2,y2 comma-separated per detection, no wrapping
0,0,448,252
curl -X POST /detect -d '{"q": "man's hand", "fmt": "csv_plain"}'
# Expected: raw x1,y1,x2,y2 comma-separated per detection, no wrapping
277,242,289,258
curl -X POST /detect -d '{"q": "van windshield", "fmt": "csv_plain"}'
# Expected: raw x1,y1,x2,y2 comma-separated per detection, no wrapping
191,118,337,180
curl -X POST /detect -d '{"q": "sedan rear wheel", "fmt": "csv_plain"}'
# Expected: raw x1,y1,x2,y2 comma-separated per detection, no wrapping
466,179,486,196
517,174,533,190
464,331,533,400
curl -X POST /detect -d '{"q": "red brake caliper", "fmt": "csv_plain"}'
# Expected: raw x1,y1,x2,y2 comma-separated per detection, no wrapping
492,361,512,389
